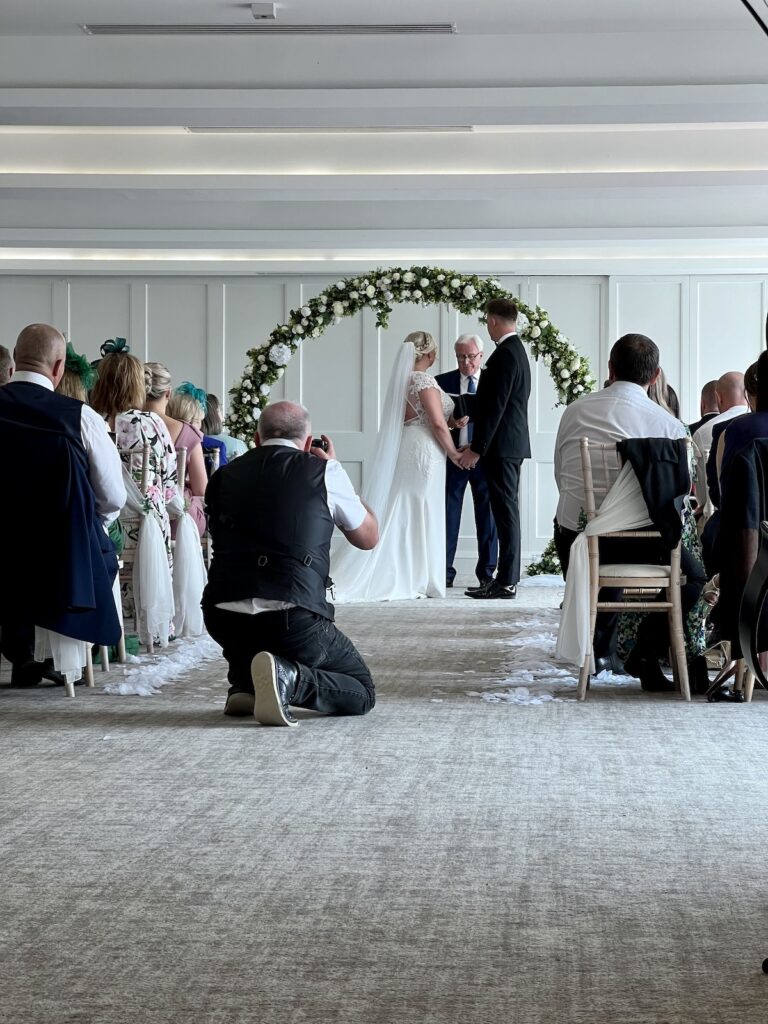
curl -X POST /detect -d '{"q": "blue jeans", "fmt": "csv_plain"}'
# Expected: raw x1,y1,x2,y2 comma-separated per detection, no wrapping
203,605,375,716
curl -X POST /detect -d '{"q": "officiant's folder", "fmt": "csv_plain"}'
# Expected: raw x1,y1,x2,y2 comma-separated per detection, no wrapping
448,392,478,420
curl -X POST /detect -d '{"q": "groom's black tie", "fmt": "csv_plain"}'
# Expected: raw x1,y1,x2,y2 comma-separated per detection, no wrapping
466,375,476,443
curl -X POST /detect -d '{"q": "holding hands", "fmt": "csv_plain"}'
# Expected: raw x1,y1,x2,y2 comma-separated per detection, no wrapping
456,445,481,471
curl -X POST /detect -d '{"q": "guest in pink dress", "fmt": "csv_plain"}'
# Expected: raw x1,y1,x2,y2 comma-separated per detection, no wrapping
144,362,207,537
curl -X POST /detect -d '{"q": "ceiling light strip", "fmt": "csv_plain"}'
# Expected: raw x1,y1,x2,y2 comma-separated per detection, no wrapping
185,126,474,134
81,23,456,36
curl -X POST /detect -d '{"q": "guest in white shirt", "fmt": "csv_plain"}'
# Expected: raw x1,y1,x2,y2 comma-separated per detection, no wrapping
691,371,749,508
434,334,498,588
554,333,705,690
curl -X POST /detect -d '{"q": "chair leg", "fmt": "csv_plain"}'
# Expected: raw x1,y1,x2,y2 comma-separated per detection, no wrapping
667,588,690,701
100,645,110,672
577,657,591,701
84,646,95,689
117,632,127,663
744,669,756,702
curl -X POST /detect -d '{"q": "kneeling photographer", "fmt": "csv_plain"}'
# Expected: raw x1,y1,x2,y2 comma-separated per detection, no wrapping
202,400,379,727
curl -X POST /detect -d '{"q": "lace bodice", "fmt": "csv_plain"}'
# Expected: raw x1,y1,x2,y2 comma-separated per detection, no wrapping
405,372,454,426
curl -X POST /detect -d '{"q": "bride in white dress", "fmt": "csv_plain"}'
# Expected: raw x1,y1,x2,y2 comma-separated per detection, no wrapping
332,331,463,602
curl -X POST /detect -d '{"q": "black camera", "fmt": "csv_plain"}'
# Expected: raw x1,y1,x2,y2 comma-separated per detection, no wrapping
311,437,329,452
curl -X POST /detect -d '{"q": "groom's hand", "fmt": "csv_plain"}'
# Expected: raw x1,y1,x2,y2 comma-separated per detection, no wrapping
457,447,480,470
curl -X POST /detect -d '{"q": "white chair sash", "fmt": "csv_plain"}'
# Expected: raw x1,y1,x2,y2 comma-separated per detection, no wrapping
556,463,653,668
34,628,87,684
172,511,207,637
122,468,174,647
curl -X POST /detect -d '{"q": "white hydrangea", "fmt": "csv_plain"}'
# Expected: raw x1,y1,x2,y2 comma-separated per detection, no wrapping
385,291,394,301
269,342,292,364
252,406,261,420
349,290,359,300
441,286,450,295
336,281,345,290
516,312,530,334
380,277,391,288
333,301,344,316
463,284,476,299
301,306,310,316
365,285,376,298
402,271,415,284
291,325,304,336
259,383,270,396
560,368,570,380
437,274,445,281
450,278,461,288
402,289,411,298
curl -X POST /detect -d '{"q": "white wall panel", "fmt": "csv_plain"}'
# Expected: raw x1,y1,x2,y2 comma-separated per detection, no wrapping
69,279,131,358
692,278,766,404
223,281,287,411
146,281,208,393
0,279,55,346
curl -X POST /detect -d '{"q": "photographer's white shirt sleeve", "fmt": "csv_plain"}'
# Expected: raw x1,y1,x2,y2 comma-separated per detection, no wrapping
324,459,366,531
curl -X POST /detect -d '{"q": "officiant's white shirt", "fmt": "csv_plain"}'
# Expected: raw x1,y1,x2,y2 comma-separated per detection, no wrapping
554,381,687,531
217,437,366,615
12,370,125,524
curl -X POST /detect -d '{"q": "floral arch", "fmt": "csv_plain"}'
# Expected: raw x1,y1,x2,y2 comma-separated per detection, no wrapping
226,266,594,439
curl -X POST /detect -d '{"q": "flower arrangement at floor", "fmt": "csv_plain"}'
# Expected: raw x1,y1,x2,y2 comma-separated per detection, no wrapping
525,539,562,577
226,266,594,441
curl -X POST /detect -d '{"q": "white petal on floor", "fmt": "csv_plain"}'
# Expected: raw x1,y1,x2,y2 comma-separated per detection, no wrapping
102,634,222,696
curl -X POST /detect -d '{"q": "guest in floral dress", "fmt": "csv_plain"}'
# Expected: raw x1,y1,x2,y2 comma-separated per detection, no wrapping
144,362,208,537
90,346,181,615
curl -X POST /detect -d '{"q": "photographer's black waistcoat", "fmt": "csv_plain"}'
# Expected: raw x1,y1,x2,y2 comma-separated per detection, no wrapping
202,445,335,619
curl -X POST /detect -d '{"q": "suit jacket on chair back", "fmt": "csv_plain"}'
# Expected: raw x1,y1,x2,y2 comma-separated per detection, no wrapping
470,334,531,460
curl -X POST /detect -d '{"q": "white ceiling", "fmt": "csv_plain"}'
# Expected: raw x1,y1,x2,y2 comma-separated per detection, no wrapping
1,0,768,272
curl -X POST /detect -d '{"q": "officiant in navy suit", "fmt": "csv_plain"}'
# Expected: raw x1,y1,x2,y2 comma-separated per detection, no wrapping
435,334,498,588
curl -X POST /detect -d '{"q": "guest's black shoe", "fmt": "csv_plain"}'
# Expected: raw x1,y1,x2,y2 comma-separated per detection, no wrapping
707,685,745,703
251,651,300,727
688,655,711,696
468,581,517,600
594,653,625,675
224,691,255,717
10,660,43,688
445,581,454,589
624,648,675,692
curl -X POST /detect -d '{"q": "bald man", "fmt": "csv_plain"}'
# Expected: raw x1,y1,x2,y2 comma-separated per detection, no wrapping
0,323,125,687
203,400,378,727
692,371,749,508
687,379,719,436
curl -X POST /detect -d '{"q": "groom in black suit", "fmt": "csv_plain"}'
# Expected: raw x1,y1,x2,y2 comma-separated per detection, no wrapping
456,298,531,599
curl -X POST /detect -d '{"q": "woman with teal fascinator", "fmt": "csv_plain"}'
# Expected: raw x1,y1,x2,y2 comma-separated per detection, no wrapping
168,381,228,473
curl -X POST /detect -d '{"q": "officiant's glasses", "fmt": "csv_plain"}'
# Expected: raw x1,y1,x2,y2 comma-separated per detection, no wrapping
457,351,481,362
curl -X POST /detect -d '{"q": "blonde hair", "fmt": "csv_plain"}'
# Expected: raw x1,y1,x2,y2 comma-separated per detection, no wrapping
144,361,172,401
56,368,87,403
167,392,205,426
404,331,436,358
90,352,146,418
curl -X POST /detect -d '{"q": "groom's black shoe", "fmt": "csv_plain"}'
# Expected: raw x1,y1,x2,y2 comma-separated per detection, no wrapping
464,578,495,596
468,581,517,600
251,651,300,727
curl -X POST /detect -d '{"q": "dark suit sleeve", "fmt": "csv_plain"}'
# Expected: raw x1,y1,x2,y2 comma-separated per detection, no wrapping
471,348,517,456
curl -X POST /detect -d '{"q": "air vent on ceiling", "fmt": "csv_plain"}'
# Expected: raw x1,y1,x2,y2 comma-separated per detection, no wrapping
81,23,456,36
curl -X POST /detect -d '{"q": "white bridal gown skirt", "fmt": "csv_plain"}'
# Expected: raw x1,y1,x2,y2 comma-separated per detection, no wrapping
332,423,446,602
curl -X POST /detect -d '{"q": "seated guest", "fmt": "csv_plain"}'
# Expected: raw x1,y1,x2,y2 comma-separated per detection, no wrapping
90,342,181,589
0,344,14,385
688,379,720,435
203,400,378,727
691,371,749,508
202,393,248,459
172,382,228,473
717,353,768,505
56,342,95,403
144,362,208,537
647,368,680,419
554,332,705,690
0,324,124,686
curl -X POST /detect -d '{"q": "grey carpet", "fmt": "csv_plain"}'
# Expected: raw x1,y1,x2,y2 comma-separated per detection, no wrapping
2,591,768,1024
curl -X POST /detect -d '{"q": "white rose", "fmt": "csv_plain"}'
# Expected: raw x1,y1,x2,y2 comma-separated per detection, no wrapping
362,279,370,287
292,325,304,335
420,277,430,288
258,355,266,364
381,277,391,287
529,326,541,339
311,328,320,338
575,385,584,393
301,318,308,326
365,285,376,298
402,289,411,298
450,278,461,288
437,274,445,281
318,294,328,304
560,369,570,380
413,289,422,299
540,320,549,329
336,281,345,290
316,316,324,325
392,272,401,281
441,286,450,295
463,285,476,299
259,384,270,396
402,271,415,283
385,291,394,301
349,291,359,300
571,357,580,371
333,301,344,316
301,306,310,316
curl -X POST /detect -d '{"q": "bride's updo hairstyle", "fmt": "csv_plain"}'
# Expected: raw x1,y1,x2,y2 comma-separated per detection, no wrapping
404,331,436,358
